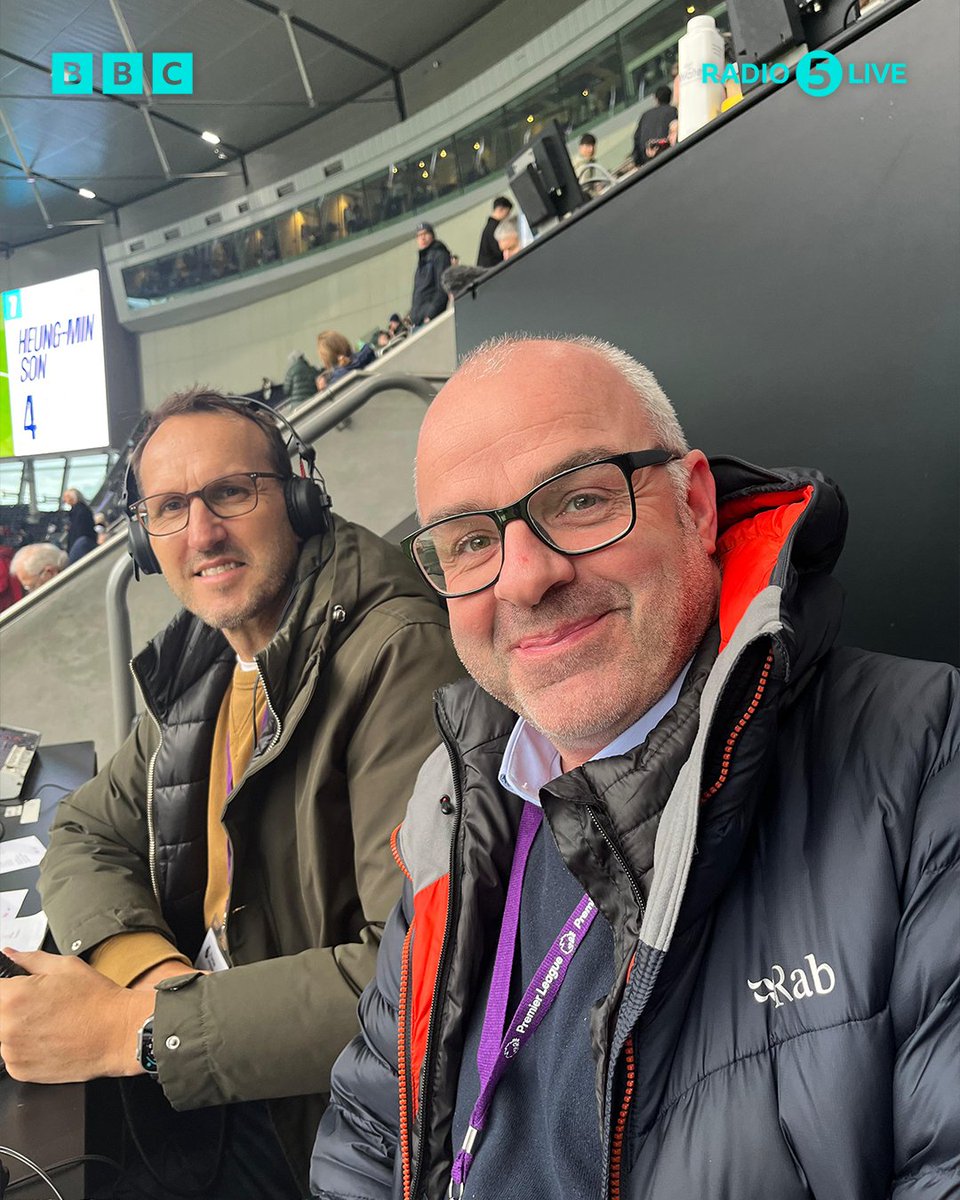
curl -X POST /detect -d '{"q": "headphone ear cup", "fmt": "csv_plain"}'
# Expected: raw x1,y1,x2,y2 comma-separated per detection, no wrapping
126,513,162,575
283,477,331,540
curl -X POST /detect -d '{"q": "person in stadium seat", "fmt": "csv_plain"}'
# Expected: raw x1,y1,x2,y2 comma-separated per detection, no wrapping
494,215,521,260
0,390,463,1198
283,348,321,406
315,330,376,391
62,487,97,563
476,196,514,268
9,542,68,592
310,336,959,1200
633,85,678,166
0,543,25,610
409,222,452,327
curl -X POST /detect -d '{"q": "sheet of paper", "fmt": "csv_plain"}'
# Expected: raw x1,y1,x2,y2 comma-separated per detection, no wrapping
4,909,47,951
1,888,28,925
0,835,46,874
19,796,42,824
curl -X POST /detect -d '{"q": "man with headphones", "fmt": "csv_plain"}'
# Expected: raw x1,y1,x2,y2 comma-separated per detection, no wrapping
0,389,463,1197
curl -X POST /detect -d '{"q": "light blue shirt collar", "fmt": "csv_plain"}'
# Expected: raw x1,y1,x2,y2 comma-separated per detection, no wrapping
498,661,692,806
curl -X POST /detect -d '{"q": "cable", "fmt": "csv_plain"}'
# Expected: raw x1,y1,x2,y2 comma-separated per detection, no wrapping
843,0,861,27
4,1153,123,1192
0,1145,65,1200
117,1079,227,1199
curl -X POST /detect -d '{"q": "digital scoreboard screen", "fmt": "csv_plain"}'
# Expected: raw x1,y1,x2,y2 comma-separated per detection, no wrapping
0,269,110,459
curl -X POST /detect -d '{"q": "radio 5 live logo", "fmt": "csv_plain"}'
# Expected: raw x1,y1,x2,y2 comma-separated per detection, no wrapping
704,49,907,98
52,52,193,95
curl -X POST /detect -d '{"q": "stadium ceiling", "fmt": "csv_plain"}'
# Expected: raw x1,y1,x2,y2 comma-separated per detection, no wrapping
0,0,505,251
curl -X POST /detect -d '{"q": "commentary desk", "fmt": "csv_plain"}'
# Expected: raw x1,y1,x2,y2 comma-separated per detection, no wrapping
0,741,122,1199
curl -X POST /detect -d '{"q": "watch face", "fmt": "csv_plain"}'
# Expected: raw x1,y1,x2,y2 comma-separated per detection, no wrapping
138,1020,158,1075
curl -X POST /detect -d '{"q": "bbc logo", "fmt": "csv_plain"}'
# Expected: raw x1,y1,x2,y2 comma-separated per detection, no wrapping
51,53,193,95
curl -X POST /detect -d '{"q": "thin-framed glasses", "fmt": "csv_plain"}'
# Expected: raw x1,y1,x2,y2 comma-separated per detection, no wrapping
130,471,285,537
402,448,679,598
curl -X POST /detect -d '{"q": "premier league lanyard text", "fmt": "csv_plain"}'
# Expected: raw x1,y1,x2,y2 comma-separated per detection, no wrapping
449,802,598,1198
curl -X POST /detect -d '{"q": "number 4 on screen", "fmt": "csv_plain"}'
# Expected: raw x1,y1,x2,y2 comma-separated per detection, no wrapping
23,394,37,439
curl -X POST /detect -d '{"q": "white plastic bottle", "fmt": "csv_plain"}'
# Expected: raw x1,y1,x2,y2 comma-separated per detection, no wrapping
677,14,725,141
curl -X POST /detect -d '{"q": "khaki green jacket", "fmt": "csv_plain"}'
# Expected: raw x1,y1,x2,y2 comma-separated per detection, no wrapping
39,517,463,1189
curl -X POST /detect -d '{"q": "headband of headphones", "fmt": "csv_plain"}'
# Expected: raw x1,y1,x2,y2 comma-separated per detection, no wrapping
123,395,332,578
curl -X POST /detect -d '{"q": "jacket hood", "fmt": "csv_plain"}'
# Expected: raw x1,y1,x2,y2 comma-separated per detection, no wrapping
710,456,846,685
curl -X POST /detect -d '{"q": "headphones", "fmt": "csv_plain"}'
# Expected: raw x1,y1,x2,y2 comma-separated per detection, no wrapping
123,396,332,577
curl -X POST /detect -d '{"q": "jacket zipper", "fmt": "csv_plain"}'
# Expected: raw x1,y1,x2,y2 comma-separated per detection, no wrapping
603,648,776,1199
588,806,645,920
405,717,465,1200
130,659,163,903
397,920,416,1200
609,1030,636,1200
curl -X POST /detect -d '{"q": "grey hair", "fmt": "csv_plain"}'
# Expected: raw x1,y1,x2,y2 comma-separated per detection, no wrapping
456,334,691,494
494,216,519,243
414,334,695,508
11,542,68,579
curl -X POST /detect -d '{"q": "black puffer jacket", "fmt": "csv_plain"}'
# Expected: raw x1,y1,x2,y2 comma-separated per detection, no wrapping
311,460,960,1200
409,240,451,326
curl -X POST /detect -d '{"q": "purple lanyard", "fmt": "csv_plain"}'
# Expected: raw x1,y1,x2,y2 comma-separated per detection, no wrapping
449,802,598,1197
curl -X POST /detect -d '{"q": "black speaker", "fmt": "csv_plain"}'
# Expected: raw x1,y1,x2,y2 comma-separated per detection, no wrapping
123,396,331,577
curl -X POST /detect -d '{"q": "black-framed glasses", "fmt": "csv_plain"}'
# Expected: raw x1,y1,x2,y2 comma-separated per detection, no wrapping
130,472,286,537
402,448,679,598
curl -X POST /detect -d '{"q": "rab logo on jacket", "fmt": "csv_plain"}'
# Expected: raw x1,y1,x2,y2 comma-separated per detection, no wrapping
747,953,836,1007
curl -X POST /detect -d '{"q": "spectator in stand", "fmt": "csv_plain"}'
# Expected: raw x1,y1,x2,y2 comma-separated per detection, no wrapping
0,544,24,612
410,223,452,327
315,331,376,392
633,85,678,167
388,313,407,339
62,489,97,563
574,133,610,198
495,216,521,261
283,350,320,406
374,330,393,350
10,543,68,593
574,133,598,173
477,197,514,268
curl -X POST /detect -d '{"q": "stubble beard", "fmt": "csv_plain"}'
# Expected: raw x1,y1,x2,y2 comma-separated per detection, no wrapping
455,515,719,755
178,541,299,635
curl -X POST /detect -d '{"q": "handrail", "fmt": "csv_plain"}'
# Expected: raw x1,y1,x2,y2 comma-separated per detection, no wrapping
106,554,138,745
0,527,127,630
104,371,442,744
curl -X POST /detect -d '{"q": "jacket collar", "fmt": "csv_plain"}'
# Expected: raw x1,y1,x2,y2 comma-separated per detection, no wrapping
435,460,847,942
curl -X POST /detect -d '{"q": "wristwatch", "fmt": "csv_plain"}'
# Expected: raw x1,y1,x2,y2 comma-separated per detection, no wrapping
136,1015,159,1077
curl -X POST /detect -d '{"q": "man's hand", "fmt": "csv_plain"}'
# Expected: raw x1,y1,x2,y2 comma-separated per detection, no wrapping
0,948,154,1082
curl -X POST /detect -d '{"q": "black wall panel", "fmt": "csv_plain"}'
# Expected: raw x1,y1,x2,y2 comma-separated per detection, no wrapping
454,0,959,666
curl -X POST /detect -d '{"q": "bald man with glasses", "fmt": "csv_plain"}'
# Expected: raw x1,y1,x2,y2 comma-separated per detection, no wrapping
312,336,959,1200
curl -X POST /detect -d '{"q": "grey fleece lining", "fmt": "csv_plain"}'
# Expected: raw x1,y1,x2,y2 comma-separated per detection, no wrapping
639,585,785,955
398,743,455,893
